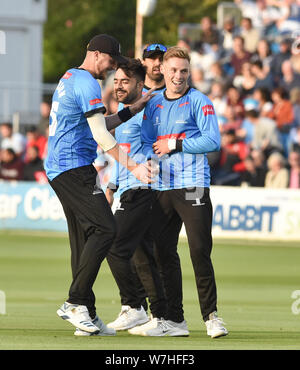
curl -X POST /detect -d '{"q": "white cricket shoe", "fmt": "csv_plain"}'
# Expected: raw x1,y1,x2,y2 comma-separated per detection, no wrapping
57,302,99,333
107,305,149,331
128,315,159,336
205,311,228,338
143,318,189,337
74,315,116,336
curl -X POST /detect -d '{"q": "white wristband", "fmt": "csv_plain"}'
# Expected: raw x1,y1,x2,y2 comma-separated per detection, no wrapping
168,138,176,151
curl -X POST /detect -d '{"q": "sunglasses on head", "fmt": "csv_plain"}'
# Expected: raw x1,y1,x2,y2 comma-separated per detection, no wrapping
145,43,167,52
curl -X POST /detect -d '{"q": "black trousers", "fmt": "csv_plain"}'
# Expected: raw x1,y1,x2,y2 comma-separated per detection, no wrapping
49,165,117,319
150,188,217,323
106,189,167,318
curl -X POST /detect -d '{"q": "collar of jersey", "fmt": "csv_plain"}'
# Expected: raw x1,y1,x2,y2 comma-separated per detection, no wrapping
163,86,191,101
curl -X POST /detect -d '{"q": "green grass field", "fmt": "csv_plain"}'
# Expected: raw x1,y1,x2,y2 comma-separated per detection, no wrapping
0,230,299,350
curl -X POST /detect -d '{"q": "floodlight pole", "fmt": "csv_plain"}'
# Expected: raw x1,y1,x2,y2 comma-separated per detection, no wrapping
135,0,143,59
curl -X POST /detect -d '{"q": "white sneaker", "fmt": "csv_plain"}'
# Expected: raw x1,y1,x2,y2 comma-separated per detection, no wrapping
74,315,116,336
57,302,99,333
128,315,159,336
107,305,149,331
205,311,228,338
143,318,189,337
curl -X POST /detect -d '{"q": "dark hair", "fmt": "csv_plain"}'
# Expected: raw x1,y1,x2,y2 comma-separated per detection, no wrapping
255,87,271,102
117,58,146,83
245,109,259,118
251,60,263,70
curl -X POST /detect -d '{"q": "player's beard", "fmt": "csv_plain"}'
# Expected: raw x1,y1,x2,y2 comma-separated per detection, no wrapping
147,67,164,83
115,88,139,105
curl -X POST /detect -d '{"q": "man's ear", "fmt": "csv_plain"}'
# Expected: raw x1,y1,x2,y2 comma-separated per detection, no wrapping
160,63,165,75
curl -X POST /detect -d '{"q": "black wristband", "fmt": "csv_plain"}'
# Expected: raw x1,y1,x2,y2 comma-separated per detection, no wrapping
175,140,183,152
118,107,133,122
107,182,119,192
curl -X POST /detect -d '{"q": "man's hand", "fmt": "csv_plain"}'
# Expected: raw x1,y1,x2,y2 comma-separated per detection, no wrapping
131,161,155,184
105,188,114,207
153,139,171,158
129,87,156,115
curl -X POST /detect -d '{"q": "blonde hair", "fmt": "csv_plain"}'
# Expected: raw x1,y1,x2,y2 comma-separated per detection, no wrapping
163,46,190,63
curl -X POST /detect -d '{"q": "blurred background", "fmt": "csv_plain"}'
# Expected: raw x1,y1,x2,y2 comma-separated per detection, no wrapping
0,0,300,241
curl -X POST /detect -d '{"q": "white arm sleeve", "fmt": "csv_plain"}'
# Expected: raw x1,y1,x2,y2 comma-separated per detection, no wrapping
87,113,117,152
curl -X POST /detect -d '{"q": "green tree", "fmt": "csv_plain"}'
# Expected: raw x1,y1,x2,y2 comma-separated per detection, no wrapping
43,0,219,82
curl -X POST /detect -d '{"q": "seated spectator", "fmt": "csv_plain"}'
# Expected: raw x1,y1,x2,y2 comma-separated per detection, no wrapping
208,81,227,121
199,16,221,48
253,87,273,116
240,152,267,187
190,66,211,94
290,126,300,152
208,61,231,88
233,61,257,98
226,85,245,119
251,60,275,92
25,125,47,161
23,146,47,183
236,98,258,144
220,105,243,134
251,39,274,74
279,59,300,95
268,86,294,156
275,0,300,35
288,87,300,149
0,123,26,157
213,129,249,186
245,109,283,158
240,17,260,53
288,150,300,188
0,148,24,181
220,16,240,57
230,36,253,77
265,151,289,188
270,38,292,85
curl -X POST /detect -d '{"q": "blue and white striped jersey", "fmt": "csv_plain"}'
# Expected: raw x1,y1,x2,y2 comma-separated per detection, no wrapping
141,87,221,190
45,68,105,181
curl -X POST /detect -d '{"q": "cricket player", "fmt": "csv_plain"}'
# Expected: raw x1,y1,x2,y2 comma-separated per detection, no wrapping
44,34,154,336
138,46,228,338
105,58,167,332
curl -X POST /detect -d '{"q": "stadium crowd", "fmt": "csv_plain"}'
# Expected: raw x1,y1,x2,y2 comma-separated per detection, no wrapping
0,0,300,189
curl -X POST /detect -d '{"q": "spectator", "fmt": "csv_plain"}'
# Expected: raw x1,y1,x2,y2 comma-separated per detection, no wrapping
226,85,245,119
251,39,274,74
240,17,260,53
199,16,221,48
38,100,51,134
245,109,283,158
23,146,47,183
279,59,300,94
0,123,26,157
233,61,257,98
253,87,273,116
236,98,259,144
208,61,231,87
0,148,24,181
288,150,300,188
290,126,300,152
214,129,249,185
25,125,47,161
234,0,264,31
270,38,292,85
240,151,267,187
275,0,300,35
265,151,289,188
269,86,294,156
220,16,240,59
251,60,275,92
208,81,227,121
230,36,253,77
190,66,211,94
